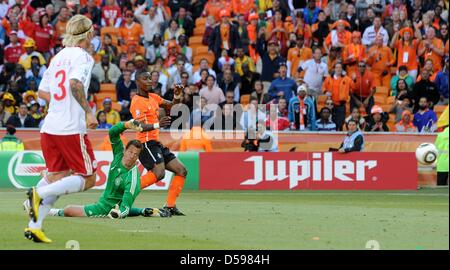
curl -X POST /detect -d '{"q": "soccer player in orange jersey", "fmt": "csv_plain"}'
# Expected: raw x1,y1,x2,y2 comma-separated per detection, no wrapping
130,70,187,216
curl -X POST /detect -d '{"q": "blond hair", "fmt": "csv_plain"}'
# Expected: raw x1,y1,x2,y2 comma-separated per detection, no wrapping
62,15,94,47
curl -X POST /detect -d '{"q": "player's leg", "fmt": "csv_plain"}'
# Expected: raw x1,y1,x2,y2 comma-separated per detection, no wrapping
140,141,166,189
25,134,72,243
164,149,188,216
49,205,87,217
26,134,97,242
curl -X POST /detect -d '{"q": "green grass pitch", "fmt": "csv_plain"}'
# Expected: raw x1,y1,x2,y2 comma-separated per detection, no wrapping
0,188,448,250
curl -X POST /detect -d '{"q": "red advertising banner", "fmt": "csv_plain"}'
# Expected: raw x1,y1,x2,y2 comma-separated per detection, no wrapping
199,153,418,190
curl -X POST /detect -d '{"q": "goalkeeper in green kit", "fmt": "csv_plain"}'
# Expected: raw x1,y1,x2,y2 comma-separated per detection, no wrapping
48,120,171,219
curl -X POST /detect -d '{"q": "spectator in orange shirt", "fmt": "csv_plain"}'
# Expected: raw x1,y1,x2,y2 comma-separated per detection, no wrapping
342,31,366,78
394,110,418,132
390,27,420,81
203,0,225,21
350,61,376,115
119,10,144,46
179,126,213,152
232,0,256,17
247,12,259,63
18,9,38,38
54,6,71,41
324,19,351,55
266,10,288,56
416,59,438,82
287,35,313,79
366,35,395,88
419,27,445,73
322,62,352,131
294,12,312,46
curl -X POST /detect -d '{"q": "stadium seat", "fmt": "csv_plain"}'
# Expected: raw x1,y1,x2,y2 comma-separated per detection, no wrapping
195,17,206,27
434,105,447,114
386,96,395,105
194,26,206,37
316,104,324,114
195,46,209,55
100,83,116,94
381,104,391,112
193,64,200,72
387,120,396,131
193,53,215,65
374,95,386,105
317,95,328,105
389,113,396,123
189,36,203,46
375,86,389,97
95,93,117,103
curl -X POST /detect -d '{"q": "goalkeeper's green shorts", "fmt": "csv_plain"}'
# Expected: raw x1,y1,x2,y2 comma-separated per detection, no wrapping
83,201,113,217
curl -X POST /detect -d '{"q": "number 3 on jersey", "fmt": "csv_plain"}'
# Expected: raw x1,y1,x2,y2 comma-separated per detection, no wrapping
54,70,67,101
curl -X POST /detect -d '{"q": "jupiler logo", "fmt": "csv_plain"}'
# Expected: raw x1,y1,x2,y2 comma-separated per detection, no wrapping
241,153,378,189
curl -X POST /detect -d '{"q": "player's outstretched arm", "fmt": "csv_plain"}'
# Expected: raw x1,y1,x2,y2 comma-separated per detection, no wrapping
140,116,172,131
109,122,127,156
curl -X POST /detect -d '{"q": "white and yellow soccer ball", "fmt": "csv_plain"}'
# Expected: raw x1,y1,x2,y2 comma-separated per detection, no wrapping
415,143,438,165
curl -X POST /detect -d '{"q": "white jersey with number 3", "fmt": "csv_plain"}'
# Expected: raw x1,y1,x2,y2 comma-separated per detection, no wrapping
39,47,94,135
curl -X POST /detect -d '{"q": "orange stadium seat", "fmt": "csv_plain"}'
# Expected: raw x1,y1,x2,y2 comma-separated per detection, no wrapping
389,113,396,123
386,96,395,105
95,93,117,103
195,17,206,27
317,95,328,105
195,46,209,55
387,120,396,131
434,105,447,119
374,95,386,105
194,26,206,37
193,53,215,65
100,83,116,94
381,104,391,112
375,86,390,97
434,105,447,114
189,36,203,46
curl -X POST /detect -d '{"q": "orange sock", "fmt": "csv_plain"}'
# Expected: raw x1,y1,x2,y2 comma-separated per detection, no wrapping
140,172,158,189
166,175,186,207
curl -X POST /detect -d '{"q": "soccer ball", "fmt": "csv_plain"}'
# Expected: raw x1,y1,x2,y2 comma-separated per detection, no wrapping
415,143,438,165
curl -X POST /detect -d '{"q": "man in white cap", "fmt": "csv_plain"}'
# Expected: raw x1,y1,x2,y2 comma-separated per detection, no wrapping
288,84,317,131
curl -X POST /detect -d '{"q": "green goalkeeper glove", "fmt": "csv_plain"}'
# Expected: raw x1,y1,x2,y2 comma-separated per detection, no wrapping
125,119,143,132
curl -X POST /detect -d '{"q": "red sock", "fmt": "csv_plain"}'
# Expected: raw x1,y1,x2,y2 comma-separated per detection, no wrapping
166,176,186,207
140,172,158,189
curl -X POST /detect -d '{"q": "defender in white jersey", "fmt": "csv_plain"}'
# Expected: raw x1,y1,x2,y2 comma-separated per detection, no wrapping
24,15,99,243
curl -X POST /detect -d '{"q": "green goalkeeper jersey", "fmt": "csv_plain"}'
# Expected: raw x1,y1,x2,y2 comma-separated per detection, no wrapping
97,122,141,216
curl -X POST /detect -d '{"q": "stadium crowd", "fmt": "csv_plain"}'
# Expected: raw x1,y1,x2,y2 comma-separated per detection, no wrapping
0,0,448,135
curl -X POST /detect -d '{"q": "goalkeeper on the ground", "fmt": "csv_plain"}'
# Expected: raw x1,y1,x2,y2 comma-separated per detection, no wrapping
47,120,171,218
